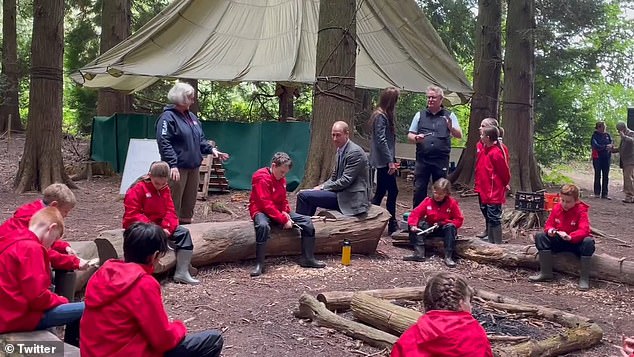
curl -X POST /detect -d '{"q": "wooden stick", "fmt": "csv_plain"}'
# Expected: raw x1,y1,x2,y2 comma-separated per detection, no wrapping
317,286,426,312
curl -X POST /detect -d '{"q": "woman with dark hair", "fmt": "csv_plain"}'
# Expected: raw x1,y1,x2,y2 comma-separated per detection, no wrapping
591,121,613,199
369,87,400,234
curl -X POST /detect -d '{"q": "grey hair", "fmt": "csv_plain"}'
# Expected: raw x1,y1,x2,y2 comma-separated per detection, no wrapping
167,82,195,105
616,121,628,130
426,85,444,98
271,152,293,168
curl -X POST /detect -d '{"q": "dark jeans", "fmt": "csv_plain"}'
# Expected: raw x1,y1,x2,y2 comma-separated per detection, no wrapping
165,330,224,357
413,160,448,207
409,222,457,253
170,225,194,251
254,212,315,243
477,194,488,226
592,157,611,197
295,190,339,216
371,167,399,221
534,233,595,256
482,203,502,227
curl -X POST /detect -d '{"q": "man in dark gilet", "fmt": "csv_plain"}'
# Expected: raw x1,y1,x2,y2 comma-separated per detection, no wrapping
407,86,463,207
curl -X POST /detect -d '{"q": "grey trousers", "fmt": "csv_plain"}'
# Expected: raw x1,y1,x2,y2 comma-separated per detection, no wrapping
169,167,200,222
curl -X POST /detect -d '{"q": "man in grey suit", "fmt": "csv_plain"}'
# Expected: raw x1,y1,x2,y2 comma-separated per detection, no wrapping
296,121,371,216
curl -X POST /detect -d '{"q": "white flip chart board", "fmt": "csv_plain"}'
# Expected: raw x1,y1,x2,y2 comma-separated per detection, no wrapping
119,139,161,195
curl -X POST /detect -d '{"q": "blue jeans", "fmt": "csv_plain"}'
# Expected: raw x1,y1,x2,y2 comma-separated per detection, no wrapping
36,302,84,330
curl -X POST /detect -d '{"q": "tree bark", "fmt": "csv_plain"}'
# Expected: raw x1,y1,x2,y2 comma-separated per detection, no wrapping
0,0,23,133
502,0,543,191
95,206,390,273
277,84,295,119
350,293,421,336
317,287,426,312
96,0,132,116
300,0,357,188
451,0,501,187
295,293,397,349
182,79,200,115
14,0,75,192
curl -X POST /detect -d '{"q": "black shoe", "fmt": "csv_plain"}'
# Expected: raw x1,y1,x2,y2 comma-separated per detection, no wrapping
388,220,399,234
403,255,426,262
444,256,457,268
601,196,612,200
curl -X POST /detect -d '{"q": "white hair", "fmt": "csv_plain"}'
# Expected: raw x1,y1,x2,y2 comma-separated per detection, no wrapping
167,82,195,105
426,85,444,98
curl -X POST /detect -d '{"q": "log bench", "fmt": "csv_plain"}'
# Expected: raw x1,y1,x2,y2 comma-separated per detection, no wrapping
0,330,79,357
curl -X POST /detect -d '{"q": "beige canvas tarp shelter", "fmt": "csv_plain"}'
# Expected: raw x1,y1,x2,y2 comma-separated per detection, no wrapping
71,0,472,99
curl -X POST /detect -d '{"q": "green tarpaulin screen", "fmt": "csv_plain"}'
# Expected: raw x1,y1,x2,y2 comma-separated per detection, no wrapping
90,114,310,191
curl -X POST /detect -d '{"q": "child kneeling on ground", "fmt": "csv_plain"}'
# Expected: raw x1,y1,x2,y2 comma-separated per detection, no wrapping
391,272,493,357
529,184,595,290
404,178,464,267
80,222,223,357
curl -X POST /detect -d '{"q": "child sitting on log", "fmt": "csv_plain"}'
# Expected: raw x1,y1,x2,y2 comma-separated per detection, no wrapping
0,207,84,347
529,184,595,290
248,152,326,276
123,161,199,285
80,222,224,357
0,183,89,279
404,178,463,267
391,272,493,357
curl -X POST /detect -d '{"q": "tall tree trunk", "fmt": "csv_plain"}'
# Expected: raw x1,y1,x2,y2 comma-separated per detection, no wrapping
0,0,23,132
354,88,373,136
300,0,357,188
14,0,75,192
501,0,542,191
451,0,501,187
277,84,295,120
181,79,200,115
96,0,132,116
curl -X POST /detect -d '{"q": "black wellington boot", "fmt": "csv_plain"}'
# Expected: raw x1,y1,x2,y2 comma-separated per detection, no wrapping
250,242,267,277
299,236,326,268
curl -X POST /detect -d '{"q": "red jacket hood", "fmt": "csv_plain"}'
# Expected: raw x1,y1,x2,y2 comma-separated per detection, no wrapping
416,310,479,342
85,260,154,308
0,228,38,252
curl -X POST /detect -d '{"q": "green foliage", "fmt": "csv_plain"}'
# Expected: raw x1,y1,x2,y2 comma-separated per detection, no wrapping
542,166,575,186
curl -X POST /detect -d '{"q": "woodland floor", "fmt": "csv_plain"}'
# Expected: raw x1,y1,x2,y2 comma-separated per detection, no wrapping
0,134,632,357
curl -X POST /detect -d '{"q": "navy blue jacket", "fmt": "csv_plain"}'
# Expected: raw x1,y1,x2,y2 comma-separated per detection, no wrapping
156,105,214,169
591,130,612,160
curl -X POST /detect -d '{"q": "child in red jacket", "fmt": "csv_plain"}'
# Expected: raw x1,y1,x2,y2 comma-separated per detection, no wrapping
529,184,595,290
248,152,326,276
0,207,84,346
474,125,510,244
80,222,223,357
0,183,87,273
617,336,634,357
391,272,493,357
123,161,199,285
404,178,464,267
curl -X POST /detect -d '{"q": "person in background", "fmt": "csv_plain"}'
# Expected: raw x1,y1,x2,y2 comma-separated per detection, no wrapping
407,85,463,207
614,122,634,203
0,207,84,347
369,87,401,234
80,222,223,357
617,336,634,357
391,272,493,357
156,82,229,224
529,184,594,290
590,121,613,199
248,152,326,277
474,126,510,244
123,161,199,285
404,178,463,267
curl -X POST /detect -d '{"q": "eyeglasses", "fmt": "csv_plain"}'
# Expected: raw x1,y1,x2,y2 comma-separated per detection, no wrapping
427,96,440,100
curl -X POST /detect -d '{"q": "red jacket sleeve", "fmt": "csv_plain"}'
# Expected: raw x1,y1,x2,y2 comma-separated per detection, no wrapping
252,178,288,225
160,188,179,235
20,244,68,311
568,209,591,244
492,148,511,187
123,184,152,229
48,249,80,270
134,276,187,352
448,199,464,229
407,199,429,227
51,239,70,254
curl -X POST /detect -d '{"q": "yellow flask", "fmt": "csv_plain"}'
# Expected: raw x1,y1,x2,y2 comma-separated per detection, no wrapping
341,240,351,266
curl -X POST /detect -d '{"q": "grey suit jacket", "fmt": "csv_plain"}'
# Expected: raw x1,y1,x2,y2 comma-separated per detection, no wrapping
322,140,371,215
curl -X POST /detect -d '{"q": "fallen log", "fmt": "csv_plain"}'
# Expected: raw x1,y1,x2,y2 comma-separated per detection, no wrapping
391,233,634,286
295,293,397,349
95,205,390,274
317,287,426,312
350,293,421,336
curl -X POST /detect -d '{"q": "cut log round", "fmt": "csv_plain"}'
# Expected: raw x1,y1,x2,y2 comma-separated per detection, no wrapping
295,293,398,349
317,287,426,312
350,292,421,336
95,205,390,274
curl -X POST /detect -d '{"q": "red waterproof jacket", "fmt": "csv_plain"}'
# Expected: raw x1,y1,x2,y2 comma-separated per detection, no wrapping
543,201,591,244
80,260,187,357
391,310,493,357
0,200,79,270
248,167,291,225
123,179,178,235
474,143,510,204
0,229,68,333
408,196,464,229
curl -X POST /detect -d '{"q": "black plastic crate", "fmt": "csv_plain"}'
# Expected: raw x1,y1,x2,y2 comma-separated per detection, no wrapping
514,191,545,212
